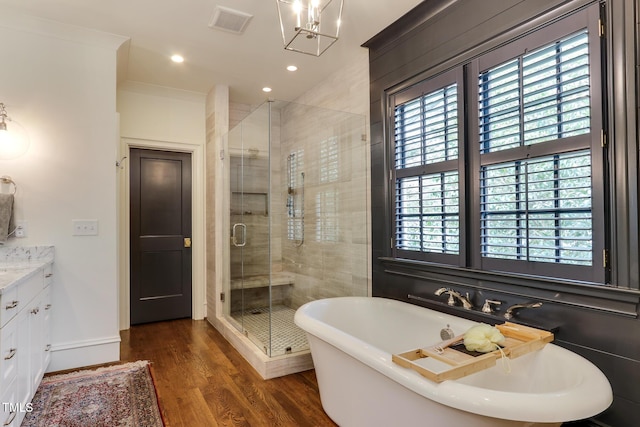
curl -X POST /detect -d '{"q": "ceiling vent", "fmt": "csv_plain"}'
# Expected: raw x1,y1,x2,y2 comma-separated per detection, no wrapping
209,6,253,34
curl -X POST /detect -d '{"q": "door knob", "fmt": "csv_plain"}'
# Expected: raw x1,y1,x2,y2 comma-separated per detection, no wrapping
184,237,192,248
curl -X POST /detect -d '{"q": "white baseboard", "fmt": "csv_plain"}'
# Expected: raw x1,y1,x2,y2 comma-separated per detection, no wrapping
47,335,121,373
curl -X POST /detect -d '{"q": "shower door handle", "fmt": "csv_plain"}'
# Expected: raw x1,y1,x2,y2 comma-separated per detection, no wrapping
232,223,247,247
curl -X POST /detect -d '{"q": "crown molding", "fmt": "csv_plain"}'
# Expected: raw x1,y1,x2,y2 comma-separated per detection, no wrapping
0,7,128,50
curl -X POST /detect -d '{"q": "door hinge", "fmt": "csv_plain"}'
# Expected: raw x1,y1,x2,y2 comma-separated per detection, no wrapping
602,249,609,268
598,18,605,38
600,129,607,148
390,237,394,249
220,292,225,302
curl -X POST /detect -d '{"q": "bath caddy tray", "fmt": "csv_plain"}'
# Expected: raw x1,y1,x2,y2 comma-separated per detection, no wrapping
392,322,554,383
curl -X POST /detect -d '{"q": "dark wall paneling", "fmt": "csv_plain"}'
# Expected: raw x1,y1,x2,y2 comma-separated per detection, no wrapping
368,0,575,90
608,0,640,289
366,0,640,425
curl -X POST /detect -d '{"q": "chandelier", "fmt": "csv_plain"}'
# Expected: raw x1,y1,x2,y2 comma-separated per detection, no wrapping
276,0,344,56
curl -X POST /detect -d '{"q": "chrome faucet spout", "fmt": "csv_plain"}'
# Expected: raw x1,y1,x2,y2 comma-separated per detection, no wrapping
434,287,456,306
434,288,474,310
504,302,543,320
450,291,474,310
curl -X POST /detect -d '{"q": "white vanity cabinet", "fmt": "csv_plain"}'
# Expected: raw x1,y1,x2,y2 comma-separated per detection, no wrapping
0,263,53,427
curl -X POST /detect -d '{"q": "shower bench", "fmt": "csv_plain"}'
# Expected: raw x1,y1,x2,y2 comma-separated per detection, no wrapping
229,273,295,313
230,272,295,290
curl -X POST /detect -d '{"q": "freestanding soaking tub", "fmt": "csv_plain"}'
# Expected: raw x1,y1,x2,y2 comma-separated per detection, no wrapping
295,297,612,427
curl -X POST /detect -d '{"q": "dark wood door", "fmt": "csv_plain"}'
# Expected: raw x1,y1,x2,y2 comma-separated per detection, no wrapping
130,148,192,325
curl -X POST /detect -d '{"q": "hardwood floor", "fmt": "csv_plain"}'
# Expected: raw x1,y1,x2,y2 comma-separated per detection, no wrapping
120,318,337,427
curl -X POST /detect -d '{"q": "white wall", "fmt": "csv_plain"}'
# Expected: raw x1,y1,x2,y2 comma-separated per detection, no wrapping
0,12,128,371
117,82,206,145
117,82,207,328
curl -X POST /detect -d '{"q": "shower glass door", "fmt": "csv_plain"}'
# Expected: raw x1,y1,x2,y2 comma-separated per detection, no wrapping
227,102,273,355
222,100,365,359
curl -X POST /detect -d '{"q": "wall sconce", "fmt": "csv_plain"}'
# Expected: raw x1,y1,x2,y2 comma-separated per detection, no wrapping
276,0,344,56
0,103,29,160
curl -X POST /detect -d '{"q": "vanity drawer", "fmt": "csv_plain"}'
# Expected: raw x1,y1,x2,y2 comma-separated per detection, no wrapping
16,272,41,309
0,286,19,328
0,378,18,427
1,317,18,386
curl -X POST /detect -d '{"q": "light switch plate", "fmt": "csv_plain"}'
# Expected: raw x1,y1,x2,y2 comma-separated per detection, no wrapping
72,219,99,236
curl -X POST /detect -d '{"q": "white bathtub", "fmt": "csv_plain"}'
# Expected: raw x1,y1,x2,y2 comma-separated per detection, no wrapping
295,297,613,427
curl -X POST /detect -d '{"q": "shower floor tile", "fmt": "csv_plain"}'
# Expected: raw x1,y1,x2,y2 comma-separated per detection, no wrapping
231,305,308,356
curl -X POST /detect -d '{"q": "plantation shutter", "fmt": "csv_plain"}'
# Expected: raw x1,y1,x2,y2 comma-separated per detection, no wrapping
478,31,591,154
478,30,593,265
392,70,464,263
480,151,592,265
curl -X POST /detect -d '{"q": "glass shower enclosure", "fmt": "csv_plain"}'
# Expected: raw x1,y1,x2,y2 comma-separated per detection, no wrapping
223,100,367,357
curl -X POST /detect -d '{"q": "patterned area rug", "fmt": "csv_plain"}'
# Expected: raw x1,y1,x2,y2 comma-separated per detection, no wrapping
22,360,164,427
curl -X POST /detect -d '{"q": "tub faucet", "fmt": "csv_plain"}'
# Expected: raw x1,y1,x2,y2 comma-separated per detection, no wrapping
434,288,474,310
504,302,543,320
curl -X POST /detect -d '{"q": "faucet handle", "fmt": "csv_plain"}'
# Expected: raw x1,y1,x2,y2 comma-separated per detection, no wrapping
482,299,502,314
446,292,456,306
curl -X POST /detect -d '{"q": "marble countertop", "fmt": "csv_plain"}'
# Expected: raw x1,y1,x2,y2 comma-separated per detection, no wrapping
0,265,43,293
0,246,54,294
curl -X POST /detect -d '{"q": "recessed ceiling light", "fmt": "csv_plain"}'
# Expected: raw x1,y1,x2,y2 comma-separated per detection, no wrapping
262,87,272,93
286,65,298,72
171,54,184,63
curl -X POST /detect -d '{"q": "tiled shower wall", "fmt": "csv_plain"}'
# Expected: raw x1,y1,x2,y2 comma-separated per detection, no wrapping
283,50,371,307
278,103,368,308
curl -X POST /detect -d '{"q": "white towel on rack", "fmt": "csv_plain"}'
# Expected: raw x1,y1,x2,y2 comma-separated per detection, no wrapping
0,193,14,243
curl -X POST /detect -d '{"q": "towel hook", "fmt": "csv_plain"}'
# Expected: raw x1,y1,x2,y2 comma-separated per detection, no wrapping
0,175,16,195
116,156,127,169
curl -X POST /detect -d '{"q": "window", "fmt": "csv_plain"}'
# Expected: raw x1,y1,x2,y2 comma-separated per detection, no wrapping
395,171,459,254
319,136,339,183
287,151,304,242
390,6,604,282
480,151,592,265
394,83,459,168
316,190,339,242
478,31,591,154
393,70,464,264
